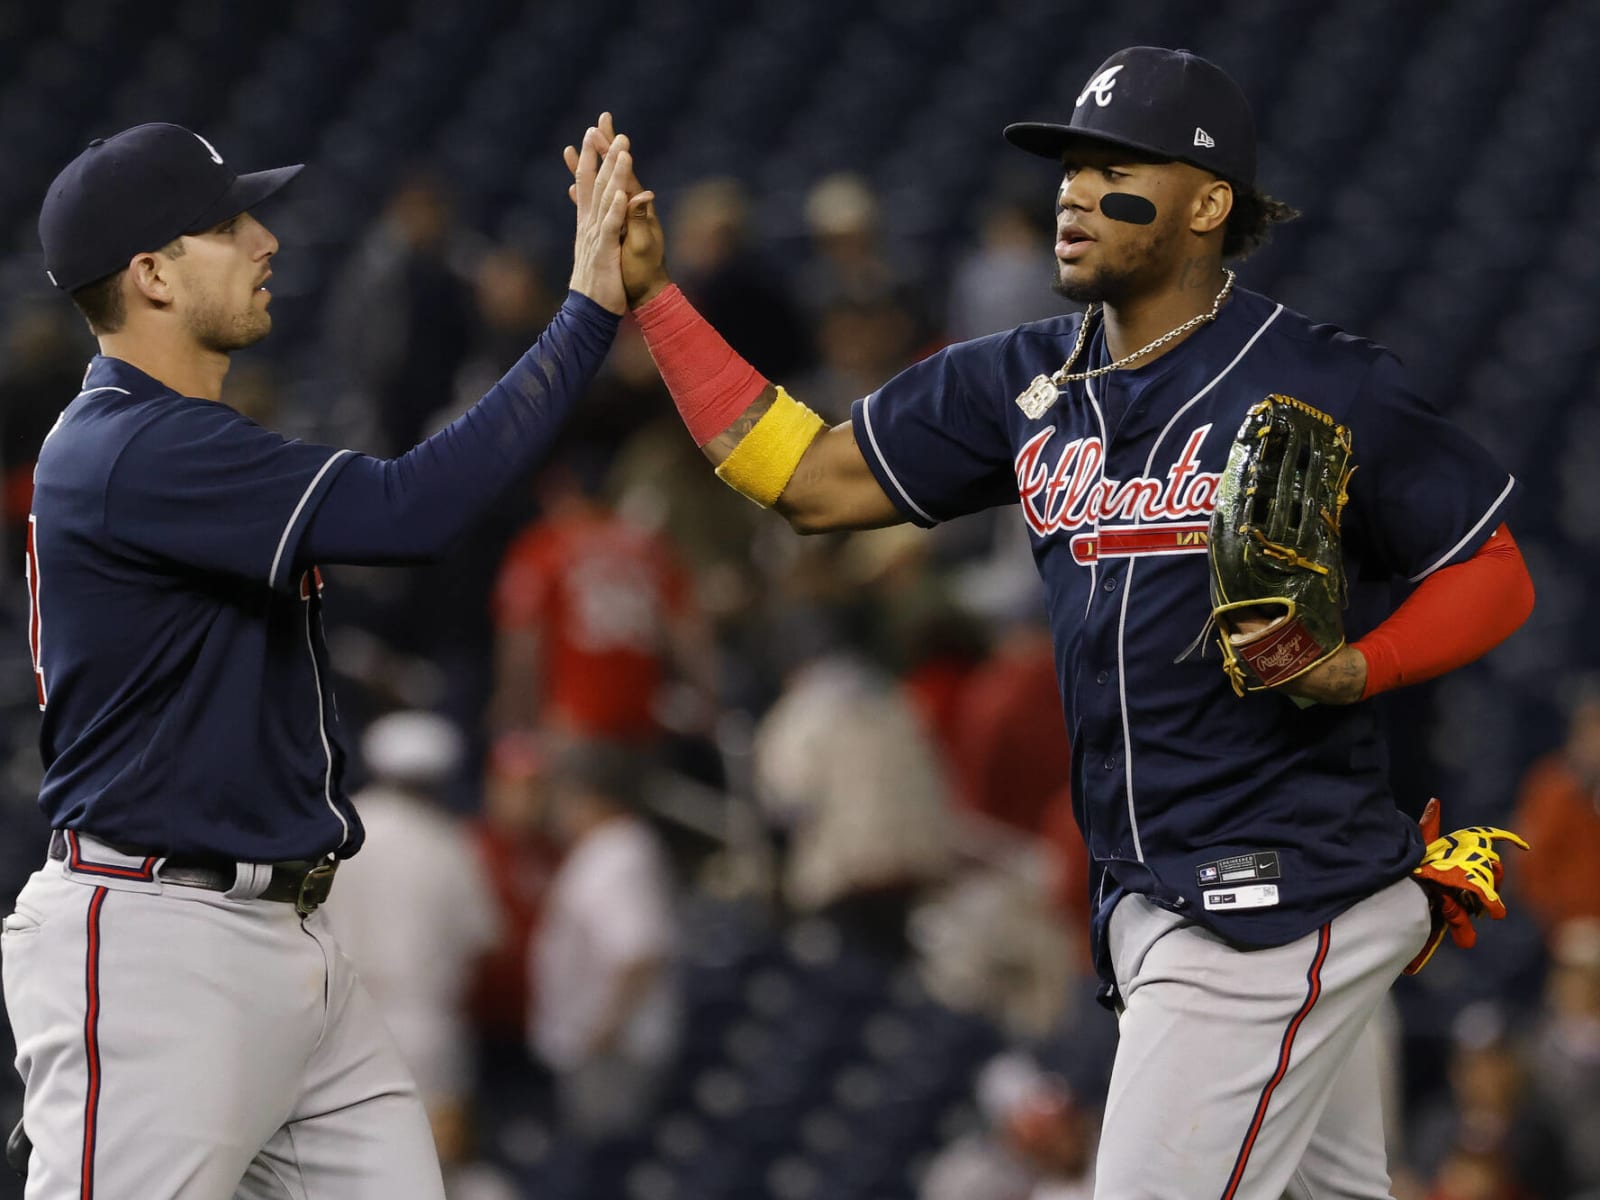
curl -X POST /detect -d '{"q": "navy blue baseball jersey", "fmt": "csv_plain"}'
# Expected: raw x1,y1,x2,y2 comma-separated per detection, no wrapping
26,294,617,862
851,285,1516,986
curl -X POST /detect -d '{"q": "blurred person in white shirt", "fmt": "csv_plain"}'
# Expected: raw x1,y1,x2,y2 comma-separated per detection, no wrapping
754,608,955,955
324,711,505,1190
531,741,681,1140
922,1052,1094,1200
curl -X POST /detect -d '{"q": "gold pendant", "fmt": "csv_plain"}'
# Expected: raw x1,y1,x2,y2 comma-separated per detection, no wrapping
1015,374,1060,419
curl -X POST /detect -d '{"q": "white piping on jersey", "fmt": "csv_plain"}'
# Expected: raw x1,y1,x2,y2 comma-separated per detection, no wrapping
859,391,937,524
49,387,131,449
1080,384,1110,617
1097,304,1284,864
270,449,351,588
1408,474,1516,582
304,598,349,848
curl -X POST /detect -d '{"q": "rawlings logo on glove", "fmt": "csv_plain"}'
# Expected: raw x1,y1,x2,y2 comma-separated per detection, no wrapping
1402,797,1530,975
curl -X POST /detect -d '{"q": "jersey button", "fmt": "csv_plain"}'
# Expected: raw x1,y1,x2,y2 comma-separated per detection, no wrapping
1096,669,1110,685
1103,577,1118,592
1102,755,1118,770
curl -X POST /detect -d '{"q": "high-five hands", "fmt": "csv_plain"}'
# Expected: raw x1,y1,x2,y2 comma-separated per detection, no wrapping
566,112,654,315
562,113,671,309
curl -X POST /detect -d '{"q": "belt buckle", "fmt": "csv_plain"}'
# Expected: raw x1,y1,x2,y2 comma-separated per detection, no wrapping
295,861,337,916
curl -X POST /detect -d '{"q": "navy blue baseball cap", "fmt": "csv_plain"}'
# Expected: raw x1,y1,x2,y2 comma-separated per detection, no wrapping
39,123,303,292
1005,47,1256,188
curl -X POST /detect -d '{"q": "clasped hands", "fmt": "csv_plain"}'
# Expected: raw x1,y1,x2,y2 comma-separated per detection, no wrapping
564,112,671,315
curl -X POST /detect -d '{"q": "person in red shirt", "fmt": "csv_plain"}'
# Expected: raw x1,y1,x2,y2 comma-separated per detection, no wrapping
950,618,1072,837
491,455,712,744
467,733,559,1043
1511,688,1600,931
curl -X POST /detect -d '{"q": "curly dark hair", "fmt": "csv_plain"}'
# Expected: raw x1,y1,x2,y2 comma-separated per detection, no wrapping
1222,187,1300,260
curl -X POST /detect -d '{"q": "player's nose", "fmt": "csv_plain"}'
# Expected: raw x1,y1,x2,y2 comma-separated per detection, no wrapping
1057,176,1092,214
241,212,279,258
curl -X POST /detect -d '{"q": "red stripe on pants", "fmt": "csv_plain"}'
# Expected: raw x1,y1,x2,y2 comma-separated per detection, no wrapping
1218,923,1331,1200
81,887,107,1200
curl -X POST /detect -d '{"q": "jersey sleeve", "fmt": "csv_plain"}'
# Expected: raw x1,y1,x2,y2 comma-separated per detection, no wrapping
849,337,1017,528
103,401,352,594
1344,353,1517,581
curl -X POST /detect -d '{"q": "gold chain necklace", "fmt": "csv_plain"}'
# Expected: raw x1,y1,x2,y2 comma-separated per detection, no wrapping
1014,269,1236,419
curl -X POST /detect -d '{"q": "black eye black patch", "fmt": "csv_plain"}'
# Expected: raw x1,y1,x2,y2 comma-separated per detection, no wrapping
1099,192,1157,225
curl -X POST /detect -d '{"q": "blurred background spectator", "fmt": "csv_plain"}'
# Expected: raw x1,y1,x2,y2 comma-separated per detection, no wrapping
1,1,1597,1196
0,303,86,581
326,170,477,456
490,450,714,745
1512,684,1600,931
753,602,956,957
1530,920,1600,1197
921,1052,1094,1200
1401,1002,1568,1199
323,710,511,1198
945,196,1059,343
531,742,682,1142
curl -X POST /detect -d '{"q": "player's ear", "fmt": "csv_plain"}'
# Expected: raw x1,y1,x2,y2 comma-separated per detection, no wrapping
1190,178,1233,236
126,250,176,307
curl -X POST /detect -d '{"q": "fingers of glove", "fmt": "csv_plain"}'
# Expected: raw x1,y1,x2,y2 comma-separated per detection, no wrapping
1403,917,1448,976
1415,862,1506,920
1456,825,1531,853
1417,833,1518,906
1439,894,1477,949
1420,870,1504,928
1419,828,1524,872
1417,797,1442,844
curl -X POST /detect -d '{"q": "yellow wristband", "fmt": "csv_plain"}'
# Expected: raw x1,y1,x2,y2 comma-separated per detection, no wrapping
713,387,825,508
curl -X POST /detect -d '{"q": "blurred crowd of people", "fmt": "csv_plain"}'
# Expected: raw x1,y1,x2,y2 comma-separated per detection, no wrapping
2,165,1598,1200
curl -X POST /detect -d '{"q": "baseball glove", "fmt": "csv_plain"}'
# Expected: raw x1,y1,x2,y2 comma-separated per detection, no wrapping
1402,797,1530,975
1204,394,1355,696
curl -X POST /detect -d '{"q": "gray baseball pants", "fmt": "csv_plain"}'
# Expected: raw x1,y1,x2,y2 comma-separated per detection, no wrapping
1,837,445,1199
1093,876,1432,1199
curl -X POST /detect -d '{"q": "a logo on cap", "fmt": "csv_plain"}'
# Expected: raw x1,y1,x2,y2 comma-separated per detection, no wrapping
1076,65,1124,109
192,132,224,166
1194,127,1216,148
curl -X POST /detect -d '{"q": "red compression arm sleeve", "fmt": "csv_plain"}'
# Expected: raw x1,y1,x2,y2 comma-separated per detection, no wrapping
1354,524,1534,699
633,285,769,446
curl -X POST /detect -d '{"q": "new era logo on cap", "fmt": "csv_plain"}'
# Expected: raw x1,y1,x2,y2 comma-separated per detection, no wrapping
1194,127,1216,148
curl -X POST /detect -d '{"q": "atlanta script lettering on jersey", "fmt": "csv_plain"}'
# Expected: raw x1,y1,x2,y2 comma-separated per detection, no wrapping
1014,424,1219,534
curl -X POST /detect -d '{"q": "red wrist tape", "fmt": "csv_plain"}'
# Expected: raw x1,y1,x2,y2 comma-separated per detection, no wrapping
633,285,770,446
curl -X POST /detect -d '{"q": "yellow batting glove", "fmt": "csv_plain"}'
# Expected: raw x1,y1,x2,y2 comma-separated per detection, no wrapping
1403,798,1530,976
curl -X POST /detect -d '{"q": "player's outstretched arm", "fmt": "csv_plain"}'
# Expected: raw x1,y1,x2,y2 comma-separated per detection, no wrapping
297,119,648,568
607,192,903,533
697,383,906,533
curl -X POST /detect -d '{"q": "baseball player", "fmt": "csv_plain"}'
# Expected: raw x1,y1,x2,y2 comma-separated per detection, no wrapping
601,48,1536,1199
4,116,645,1197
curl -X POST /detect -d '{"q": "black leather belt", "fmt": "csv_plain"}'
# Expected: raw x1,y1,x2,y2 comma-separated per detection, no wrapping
48,830,337,915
